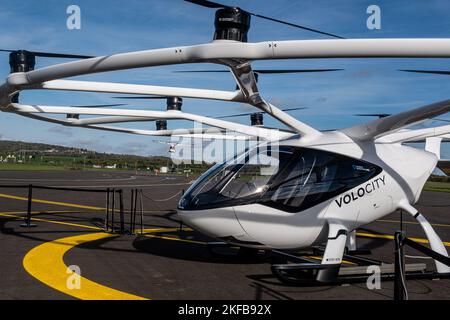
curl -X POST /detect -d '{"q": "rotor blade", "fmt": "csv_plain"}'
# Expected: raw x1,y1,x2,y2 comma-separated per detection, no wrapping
112,96,168,100
32,51,94,59
0,49,94,59
281,107,308,112
215,107,307,119
356,113,450,123
434,118,450,123
354,113,391,118
249,13,344,39
70,103,126,108
174,69,343,74
185,0,344,39
185,0,229,8
400,69,450,75
184,0,229,8
216,112,257,119
255,68,343,74
174,70,229,73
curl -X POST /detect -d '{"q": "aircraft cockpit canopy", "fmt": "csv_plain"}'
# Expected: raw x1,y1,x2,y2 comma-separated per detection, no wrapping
178,145,382,213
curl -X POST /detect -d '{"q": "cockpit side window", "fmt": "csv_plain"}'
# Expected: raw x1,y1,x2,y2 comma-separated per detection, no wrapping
260,149,381,212
178,146,382,212
219,150,289,200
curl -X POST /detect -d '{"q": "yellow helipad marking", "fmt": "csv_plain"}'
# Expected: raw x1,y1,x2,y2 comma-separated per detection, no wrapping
2,200,446,300
0,193,104,211
142,227,192,233
23,232,148,300
0,210,76,215
356,232,450,247
144,233,207,245
376,219,450,228
0,212,102,230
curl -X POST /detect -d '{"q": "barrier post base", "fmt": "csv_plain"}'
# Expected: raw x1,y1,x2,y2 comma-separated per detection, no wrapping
20,222,37,228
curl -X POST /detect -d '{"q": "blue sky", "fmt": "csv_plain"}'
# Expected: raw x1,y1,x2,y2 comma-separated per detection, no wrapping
0,0,449,157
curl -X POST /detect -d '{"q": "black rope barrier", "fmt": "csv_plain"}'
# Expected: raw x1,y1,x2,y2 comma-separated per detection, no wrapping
0,184,124,233
0,184,109,193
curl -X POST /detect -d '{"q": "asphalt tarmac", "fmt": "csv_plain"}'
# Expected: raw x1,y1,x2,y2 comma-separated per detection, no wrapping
0,170,449,300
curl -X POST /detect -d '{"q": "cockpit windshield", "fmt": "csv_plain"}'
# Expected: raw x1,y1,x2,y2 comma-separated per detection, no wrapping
178,145,381,212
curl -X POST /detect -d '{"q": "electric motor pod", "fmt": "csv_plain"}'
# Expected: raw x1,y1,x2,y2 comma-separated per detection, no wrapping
156,120,168,131
9,50,36,73
214,7,251,42
251,112,263,126
167,97,183,111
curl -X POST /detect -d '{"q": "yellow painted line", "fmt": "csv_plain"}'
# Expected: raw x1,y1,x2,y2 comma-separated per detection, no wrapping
0,193,170,214
0,210,77,216
0,193,104,211
356,232,450,247
141,227,193,234
23,232,148,300
0,212,102,230
305,255,356,266
376,219,450,228
144,233,207,245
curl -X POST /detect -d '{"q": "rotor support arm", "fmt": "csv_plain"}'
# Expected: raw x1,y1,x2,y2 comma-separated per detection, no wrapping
8,103,288,140
222,59,322,139
18,111,242,138
377,124,450,144
398,200,450,274
34,79,245,102
7,39,450,87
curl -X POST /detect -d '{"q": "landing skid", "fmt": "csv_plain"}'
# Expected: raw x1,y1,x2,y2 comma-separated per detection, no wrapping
271,262,450,286
270,247,450,286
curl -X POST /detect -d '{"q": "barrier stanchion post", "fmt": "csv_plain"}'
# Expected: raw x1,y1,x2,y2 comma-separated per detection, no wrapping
130,189,135,234
111,188,115,233
139,189,144,234
119,189,125,234
179,189,184,231
21,184,37,228
105,188,110,232
134,189,138,233
394,231,407,301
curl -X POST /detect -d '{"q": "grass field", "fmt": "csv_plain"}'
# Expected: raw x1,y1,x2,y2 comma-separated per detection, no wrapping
0,163,122,172
424,181,450,193
0,163,69,171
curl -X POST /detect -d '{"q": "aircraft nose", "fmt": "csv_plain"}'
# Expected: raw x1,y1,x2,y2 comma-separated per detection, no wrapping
177,207,247,239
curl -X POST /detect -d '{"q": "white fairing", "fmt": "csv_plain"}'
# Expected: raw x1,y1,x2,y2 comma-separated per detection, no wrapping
0,36,447,270
178,133,438,250
233,201,329,249
178,207,249,242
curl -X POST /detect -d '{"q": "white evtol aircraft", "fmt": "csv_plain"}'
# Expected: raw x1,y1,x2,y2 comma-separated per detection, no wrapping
1,0,450,283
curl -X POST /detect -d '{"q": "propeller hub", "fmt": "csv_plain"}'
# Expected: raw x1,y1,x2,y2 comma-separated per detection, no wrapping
167,97,183,111
214,7,251,42
251,112,263,126
9,50,36,73
156,120,168,131
66,114,80,120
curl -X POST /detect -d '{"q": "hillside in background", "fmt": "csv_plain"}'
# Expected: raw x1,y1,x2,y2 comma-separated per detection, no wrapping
0,140,209,173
